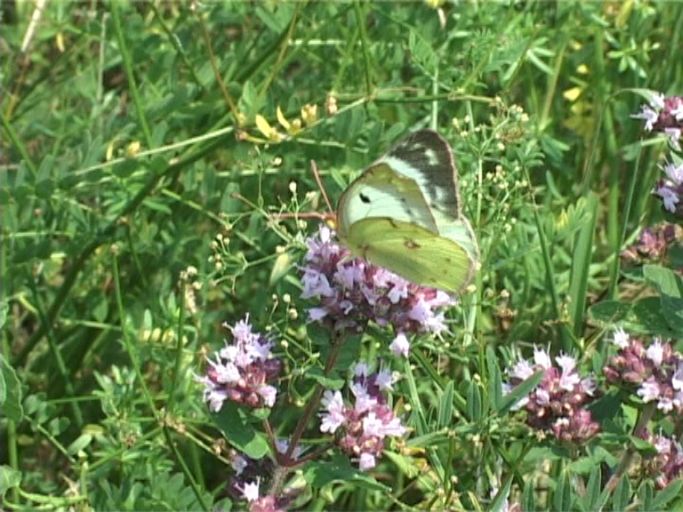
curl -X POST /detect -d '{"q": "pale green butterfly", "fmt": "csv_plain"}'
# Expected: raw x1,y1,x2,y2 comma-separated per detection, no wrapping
336,129,479,294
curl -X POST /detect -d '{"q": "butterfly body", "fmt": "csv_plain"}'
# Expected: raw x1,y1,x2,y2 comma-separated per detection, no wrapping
336,130,478,294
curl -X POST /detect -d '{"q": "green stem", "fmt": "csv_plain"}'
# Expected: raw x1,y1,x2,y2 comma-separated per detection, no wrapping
609,144,643,299
354,1,372,96
167,280,186,413
0,112,37,176
29,280,84,428
0,214,18,504
524,166,572,349
150,4,205,92
110,0,153,148
605,402,656,492
112,255,156,413
162,426,210,512
269,331,345,495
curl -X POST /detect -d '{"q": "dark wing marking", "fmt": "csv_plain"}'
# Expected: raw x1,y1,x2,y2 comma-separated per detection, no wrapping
385,129,462,216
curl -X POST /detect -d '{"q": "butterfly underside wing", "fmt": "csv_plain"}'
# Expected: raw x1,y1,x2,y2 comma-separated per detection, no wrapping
336,129,479,294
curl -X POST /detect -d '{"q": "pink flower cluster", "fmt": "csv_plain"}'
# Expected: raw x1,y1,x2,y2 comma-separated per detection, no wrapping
504,348,599,443
655,161,683,215
239,479,289,512
621,223,681,266
604,329,683,414
197,317,282,411
640,431,683,489
633,93,683,141
633,93,683,216
228,441,301,512
301,227,454,356
319,362,407,470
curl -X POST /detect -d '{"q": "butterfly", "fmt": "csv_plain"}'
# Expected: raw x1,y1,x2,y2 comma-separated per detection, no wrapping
336,129,479,294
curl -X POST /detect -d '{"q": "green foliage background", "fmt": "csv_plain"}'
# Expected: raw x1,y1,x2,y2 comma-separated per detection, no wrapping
2,1,683,510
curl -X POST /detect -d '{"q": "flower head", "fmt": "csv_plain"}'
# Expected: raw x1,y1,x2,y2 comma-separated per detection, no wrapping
639,431,683,489
197,317,282,411
319,362,407,470
301,227,456,347
621,224,682,266
504,348,599,443
604,333,683,415
634,94,683,137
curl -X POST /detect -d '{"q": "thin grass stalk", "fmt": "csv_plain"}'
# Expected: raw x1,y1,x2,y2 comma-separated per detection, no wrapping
0,113,37,176
609,144,644,299
110,0,153,148
29,280,84,428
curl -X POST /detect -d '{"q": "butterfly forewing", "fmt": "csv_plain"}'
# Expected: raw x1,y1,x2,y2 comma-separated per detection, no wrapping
379,130,462,218
337,164,437,240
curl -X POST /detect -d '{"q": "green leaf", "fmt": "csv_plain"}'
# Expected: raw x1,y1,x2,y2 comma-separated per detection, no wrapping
437,380,454,429
552,471,572,512
466,381,482,422
486,346,503,411
302,454,389,492
0,301,7,329
652,480,683,509
643,265,683,335
632,297,678,337
269,251,294,286
568,193,598,335
612,475,631,511
522,479,535,512
382,451,421,478
306,367,344,390
585,465,602,511
638,481,654,511
0,355,24,422
67,433,93,455
629,435,657,456
497,371,543,415
489,476,512,512
212,402,270,459
408,30,437,73
0,466,22,497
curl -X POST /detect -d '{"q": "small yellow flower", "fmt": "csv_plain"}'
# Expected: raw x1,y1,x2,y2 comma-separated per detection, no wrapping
326,93,338,115
563,86,583,102
106,141,115,161
276,106,290,129
255,114,284,142
56,32,65,53
301,104,318,126
276,106,302,135
126,141,142,157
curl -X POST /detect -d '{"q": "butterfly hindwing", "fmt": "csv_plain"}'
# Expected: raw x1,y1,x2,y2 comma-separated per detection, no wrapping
345,217,474,294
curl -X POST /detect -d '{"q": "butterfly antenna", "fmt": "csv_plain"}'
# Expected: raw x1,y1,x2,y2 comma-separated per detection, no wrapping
310,159,334,214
